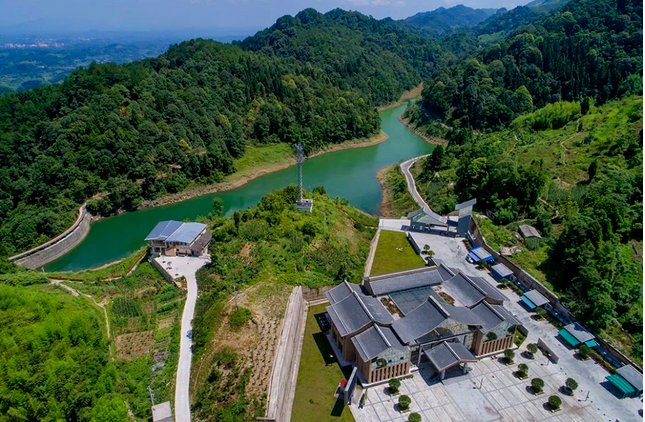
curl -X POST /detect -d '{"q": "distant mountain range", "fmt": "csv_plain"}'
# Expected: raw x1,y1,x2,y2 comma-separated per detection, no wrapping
403,5,498,35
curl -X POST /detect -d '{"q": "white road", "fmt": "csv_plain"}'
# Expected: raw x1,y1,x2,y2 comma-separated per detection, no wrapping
399,155,431,214
155,255,209,422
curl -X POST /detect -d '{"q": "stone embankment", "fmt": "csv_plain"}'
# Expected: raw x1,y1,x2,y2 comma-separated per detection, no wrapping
9,203,91,269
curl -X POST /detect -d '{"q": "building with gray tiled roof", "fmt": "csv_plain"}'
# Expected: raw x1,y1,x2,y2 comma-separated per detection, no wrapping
324,265,521,384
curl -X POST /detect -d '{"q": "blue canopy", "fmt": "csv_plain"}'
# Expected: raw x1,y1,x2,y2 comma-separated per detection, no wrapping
521,295,537,310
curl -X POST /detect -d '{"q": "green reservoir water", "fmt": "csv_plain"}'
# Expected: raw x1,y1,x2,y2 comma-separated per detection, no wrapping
46,102,434,271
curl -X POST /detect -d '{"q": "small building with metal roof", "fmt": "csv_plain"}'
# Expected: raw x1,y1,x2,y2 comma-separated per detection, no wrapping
559,323,597,348
469,246,494,263
491,263,514,281
607,365,644,397
520,290,550,310
145,220,210,257
518,224,542,239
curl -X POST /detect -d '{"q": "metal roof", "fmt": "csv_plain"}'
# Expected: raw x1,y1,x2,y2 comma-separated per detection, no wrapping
423,341,477,372
369,268,446,296
392,297,449,344
166,222,207,243
563,323,595,344
145,220,184,241
470,247,493,261
523,290,549,308
519,225,542,239
606,374,637,396
491,263,513,278
351,325,408,362
408,209,448,226
616,365,643,391
152,402,172,422
469,276,507,302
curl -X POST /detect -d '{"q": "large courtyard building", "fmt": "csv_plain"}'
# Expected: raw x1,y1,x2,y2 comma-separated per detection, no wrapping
145,220,211,257
325,263,520,384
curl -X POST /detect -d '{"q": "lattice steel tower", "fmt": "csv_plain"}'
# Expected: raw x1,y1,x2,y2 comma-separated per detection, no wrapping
296,143,304,202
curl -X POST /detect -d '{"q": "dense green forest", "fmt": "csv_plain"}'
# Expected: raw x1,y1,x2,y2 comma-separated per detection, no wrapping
0,284,129,421
415,0,642,130
0,8,448,256
400,5,498,36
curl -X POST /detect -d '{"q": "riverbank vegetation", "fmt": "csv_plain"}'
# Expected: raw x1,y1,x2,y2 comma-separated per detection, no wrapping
377,165,419,218
191,186,374,420
0,8,455,257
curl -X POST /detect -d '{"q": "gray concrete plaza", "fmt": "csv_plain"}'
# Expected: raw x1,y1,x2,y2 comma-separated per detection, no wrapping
353,230,643,422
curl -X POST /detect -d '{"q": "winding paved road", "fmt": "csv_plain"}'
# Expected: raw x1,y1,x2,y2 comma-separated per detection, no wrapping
400,155,431,213
157,256,209,422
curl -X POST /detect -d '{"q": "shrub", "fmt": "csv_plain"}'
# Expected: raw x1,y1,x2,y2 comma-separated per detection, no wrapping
578,344,591,360
527,343,538,354
531,378,545,394
389,378,401,395
486,332,498,341
504,349,515,364
517,363,529,378
535,307,547,320
565,378,578,393
398,395,411,411
229,307,252,329
548,395,562,410
409,412,422,422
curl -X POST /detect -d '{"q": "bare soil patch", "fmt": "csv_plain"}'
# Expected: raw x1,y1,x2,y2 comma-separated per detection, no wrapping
116,330,154,360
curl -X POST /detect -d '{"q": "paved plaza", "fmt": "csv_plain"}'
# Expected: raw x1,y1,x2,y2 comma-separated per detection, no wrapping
352,230,643,422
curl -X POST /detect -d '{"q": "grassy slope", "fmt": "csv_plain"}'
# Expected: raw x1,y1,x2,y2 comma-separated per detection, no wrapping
376,164,418,218
191,189,376,421
291,303,355,422
62,262,184,419
370,230,426,276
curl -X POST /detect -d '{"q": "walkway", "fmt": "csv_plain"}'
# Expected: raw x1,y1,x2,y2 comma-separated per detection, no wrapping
158,255,210,422
399,155,431,214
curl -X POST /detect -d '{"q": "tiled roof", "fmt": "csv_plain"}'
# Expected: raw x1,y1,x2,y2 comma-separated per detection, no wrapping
423,341,477,372
392,297,449,344
351,325,408,362
369,268,446,296
523,290,549,308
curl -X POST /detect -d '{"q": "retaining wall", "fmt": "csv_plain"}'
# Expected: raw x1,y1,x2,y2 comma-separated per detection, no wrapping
469,218,642,372
12,205,92,269
262,286,306,422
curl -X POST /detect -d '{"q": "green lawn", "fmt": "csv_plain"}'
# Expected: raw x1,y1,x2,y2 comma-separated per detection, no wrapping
291,304,355,422
370,230,425,276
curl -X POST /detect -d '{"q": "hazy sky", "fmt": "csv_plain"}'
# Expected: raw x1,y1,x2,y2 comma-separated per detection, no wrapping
1,0,526,33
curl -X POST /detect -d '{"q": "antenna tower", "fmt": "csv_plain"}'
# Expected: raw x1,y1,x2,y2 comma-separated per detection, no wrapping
296,143,304,202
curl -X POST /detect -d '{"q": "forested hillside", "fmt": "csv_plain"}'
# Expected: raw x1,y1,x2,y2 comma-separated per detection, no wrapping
416,0,642,129
402,6,498,35
0,9,445,256
402,0,643,362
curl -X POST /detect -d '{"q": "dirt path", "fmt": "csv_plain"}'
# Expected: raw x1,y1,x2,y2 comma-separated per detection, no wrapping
50,280,111,339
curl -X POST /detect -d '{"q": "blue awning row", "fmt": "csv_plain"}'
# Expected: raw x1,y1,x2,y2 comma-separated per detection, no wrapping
521,295,537,310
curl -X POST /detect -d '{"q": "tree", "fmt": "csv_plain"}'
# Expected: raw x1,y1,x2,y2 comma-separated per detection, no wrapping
580,97,592,115
409,412,422,422
587,160,598,182
398,394,411,411
212,197,224,217
527,343,538,357
548,395,562,410
517,363,529,378
90,395,130,422
503,348,514,364
512,85,534,114
486,332,498,341
577,344,591,360
389,378,401,394
535,307,547,320
565,378,578,395
531,378,545,394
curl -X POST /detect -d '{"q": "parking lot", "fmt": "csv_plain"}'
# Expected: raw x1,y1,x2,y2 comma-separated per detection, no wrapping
352,231,642,422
